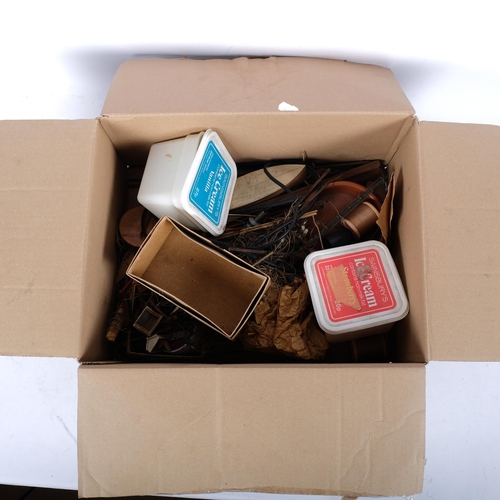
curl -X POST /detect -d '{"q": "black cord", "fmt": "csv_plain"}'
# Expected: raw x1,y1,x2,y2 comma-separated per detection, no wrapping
244,164,300,251
247,202,299,251
218,160,386,253
213,163,302,253
262,164,295,195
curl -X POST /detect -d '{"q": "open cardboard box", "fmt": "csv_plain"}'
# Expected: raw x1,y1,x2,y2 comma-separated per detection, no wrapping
1,57,499,498
126,216,270,340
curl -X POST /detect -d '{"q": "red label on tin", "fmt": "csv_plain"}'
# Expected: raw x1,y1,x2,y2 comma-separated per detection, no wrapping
315,249,396,322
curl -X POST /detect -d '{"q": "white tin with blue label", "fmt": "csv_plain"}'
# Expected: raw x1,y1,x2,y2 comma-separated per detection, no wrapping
138,129,237,236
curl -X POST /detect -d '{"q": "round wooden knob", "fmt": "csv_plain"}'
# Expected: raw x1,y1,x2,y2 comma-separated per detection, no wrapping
119,206,158,247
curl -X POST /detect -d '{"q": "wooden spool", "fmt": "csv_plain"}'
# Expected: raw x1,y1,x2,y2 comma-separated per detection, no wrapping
119,206,158,247
342,201,380,239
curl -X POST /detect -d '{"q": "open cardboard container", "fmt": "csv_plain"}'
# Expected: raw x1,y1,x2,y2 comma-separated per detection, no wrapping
126,216,270,340
1,57,499,498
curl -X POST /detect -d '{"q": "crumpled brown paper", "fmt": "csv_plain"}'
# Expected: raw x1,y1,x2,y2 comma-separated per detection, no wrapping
242,282,329,360
242,283,280,351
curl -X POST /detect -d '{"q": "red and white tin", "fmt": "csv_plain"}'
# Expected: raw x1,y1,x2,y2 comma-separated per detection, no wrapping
304,240,409,341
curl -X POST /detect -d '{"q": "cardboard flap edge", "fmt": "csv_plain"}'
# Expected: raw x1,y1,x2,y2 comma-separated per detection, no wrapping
0,119,100,358
78,363,425,498
102,57,415,116
419,121,500,361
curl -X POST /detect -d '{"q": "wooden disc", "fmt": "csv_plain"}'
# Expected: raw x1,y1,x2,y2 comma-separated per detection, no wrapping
119,206,158,247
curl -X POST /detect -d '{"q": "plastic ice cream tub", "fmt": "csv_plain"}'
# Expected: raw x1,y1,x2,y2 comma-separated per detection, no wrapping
304,240,409,342
137,129,237,236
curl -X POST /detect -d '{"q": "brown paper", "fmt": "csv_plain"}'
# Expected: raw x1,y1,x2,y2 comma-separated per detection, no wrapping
243,282,329,360
242,283,280,350
377,173,395,243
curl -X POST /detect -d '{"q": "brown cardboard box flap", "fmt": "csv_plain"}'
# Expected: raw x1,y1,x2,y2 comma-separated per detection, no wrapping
0,120,97,358
0,120,121,360
419,121,500,361
78,363,425,498
100,57,415,165
103,57,415,116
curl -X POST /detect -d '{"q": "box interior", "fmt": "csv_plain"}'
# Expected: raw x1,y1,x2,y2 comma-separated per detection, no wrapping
79,121,125,361
75,108,427,365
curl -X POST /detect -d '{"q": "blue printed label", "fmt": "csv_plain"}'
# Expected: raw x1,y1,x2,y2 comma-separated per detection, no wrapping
189,140,232,226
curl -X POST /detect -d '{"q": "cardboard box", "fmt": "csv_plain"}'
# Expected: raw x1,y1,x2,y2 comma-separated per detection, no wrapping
126,216,269,340
1,57,499,498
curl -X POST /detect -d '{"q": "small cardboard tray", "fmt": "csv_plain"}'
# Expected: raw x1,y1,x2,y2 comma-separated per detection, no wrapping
127,216,270,339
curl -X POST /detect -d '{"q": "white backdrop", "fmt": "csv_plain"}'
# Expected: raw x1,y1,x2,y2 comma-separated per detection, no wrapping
1,2,500,499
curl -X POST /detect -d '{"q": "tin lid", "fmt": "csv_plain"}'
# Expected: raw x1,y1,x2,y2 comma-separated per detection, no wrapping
304,240,409,336
178,129,237,236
